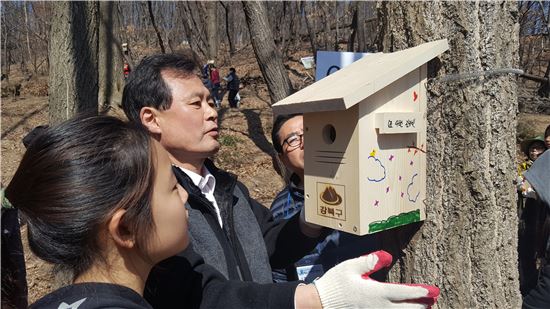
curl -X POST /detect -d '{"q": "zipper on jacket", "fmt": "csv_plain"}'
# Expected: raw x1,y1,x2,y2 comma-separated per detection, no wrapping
194,195,251,281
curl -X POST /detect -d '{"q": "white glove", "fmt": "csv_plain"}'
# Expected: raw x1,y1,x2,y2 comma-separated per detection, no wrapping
314,250,439,309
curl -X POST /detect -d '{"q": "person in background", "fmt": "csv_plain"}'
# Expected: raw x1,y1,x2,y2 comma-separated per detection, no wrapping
518,135,548,295
209,63,221,108
202,61,212,91
522,150,550,308
124,62,131,79
518,136,547,199
524,136,546,163
5,116,190,308
270,114,380,282
223,67,240,108
122,52,440,309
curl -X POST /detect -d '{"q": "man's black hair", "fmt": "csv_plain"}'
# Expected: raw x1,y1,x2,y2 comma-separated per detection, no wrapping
271,114,302,154
122,51,200,124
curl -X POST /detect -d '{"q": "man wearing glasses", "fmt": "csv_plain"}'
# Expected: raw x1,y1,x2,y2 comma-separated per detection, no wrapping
271,114,380,283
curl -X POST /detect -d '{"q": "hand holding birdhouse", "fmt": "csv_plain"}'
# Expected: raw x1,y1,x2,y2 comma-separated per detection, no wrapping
313,250,439,309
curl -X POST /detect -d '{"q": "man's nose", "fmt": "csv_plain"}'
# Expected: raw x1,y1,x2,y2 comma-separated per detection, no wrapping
206,102,218,120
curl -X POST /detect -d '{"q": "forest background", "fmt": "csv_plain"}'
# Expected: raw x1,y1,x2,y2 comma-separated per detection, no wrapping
1,1,550,307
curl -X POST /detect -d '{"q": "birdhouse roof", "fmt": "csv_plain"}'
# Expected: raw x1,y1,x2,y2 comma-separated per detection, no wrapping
272,39,449,115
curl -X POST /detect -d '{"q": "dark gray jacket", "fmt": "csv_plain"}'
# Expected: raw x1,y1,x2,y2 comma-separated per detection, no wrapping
524,151,550,209
523,150,550,309
145,160,324,308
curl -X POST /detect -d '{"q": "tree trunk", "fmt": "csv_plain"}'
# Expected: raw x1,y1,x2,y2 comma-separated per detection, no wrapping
48,1,99,125
2,9,10,75
301,2,317,61
177,1,208,58
146,1,165,53
537,61,550,97
334,1,339,51
23,1,33,74
356,1,366,52
242,1,294,104
347,2,357,52
322,3,331,51
140,3,150,46
220,1,235,56
98,1,124,113
376,2,520,308
206,1,218,60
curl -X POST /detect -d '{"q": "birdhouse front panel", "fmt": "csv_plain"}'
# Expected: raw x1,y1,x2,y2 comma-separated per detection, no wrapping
272,40,449,236
358,65,427,234
303,106,362,234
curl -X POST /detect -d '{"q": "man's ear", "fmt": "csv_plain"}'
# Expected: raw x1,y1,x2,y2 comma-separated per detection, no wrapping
140,107,162,134
108,209,136,249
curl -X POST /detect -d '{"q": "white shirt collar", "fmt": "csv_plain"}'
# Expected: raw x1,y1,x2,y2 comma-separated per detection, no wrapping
178,165,222,227
177,166,216,197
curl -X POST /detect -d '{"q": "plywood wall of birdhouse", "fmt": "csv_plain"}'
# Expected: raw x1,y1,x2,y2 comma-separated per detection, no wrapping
358,65,427,234
303,106,362,234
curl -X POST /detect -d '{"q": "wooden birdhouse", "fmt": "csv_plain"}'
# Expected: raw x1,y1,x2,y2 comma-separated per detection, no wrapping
272,40,449,235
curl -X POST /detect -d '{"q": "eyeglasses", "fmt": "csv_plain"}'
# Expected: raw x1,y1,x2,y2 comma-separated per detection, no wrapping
282,132,303,150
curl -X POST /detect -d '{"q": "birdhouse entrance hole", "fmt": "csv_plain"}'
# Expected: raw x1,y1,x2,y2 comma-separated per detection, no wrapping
322,124,336,144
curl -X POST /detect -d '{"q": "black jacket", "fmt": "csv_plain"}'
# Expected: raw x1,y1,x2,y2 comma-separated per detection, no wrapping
30,283,152,309
145,160,324,308
1,208,27,309
226,72,240,90
522,151,550,308
523,264,550,309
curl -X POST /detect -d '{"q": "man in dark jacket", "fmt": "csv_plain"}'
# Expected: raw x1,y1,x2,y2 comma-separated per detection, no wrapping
122,52,329,308
122,52,440,309
522,150,550,308
223,67,240,108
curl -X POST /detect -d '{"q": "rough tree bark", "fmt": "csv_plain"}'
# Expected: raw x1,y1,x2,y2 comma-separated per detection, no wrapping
242,1,294,104
301,2,317,61
347,3,358,52
23,1,33,73
48,1,99,125
176,1,208,58
356,1,366,52
220,1,235,56
321,2,331,51
537,61,549,97
376,2,520,308
205,1,218,60
98,0,124,113
146,1,165,54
